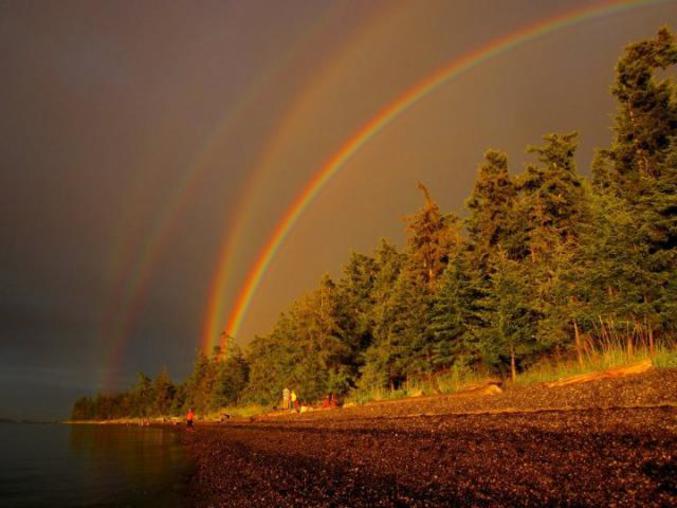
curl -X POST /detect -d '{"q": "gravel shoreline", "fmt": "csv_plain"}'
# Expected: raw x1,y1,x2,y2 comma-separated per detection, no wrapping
183,370,677,507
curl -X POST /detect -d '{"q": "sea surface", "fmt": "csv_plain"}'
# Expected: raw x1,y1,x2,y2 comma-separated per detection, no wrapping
0,423,193,507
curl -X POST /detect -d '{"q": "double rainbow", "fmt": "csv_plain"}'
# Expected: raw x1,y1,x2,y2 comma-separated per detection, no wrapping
99,2,349,388
202,0,669,351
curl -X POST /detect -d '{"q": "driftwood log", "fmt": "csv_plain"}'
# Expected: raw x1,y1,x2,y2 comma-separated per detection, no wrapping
546,359,652,388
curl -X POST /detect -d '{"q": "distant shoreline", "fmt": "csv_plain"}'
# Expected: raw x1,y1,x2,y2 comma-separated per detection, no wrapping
0,419,60,425
66,366,677,426
62,417,183,426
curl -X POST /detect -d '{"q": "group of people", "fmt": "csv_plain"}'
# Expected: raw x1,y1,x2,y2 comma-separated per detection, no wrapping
281,388,340,412
282,387,299,412
321,392,338,409
186,388,338,425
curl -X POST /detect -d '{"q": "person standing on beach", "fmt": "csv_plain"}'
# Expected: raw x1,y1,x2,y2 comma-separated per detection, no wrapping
186,408,194,428
290,390,299,412
282,387,290,410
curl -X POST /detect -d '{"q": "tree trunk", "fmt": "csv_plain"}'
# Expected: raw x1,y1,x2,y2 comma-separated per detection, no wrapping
649,327,655,357
629,108,651,176
573,319,584,368
426,351,441,394
510,345,517,383
627,334,634,358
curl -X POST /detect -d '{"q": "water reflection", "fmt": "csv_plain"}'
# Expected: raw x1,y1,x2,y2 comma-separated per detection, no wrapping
68,425,191,507
0,424,191,507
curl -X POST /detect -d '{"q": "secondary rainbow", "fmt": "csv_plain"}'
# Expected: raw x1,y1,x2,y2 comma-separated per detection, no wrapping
204,0,670,348
97,2,349,389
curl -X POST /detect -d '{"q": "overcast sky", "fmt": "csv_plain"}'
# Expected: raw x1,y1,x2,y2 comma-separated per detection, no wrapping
1,0,674,419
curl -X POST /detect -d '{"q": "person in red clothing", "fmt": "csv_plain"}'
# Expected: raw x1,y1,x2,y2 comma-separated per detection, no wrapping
186,408,195,428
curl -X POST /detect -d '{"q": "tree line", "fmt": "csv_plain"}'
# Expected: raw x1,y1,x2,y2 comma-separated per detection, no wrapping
73,28,675,420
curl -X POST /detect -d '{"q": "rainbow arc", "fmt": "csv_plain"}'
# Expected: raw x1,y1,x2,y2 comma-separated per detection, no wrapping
202,0,669,352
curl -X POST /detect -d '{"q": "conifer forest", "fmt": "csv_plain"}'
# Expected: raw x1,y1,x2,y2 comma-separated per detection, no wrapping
73,27,676,420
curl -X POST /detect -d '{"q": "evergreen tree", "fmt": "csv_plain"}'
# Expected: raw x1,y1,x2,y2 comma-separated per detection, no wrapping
361,240,406,390
476,251,538,380
593,27,676,193
465,150,516,259
406,182,457,287
368,184,457,387
130,372,153,417
185,351,216,413
592,27,676,349
519,132,588,259
429,243,484,371
71,396,95,420
292,276,353,399
245,314,297,405
153,368,175,415
516,132,591,356
211,346,249,408
336,252,379,364
246,276,354,404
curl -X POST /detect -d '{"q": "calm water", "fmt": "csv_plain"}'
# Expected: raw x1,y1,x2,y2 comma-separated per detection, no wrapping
0,423,193,508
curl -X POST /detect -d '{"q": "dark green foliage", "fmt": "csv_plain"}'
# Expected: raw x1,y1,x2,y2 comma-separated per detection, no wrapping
593,27,676,193
245,323,294,406
245,275,357,404
519,132,588,253
153,368,175,415
475,251,539,379
71,396,95,420
336,252,379,363
70,350,250,420
465,150,516,259
429,246,483,370
361,186,458,390
406,182,458,287
516,132,590,354
211,346,249,408
591,26,677,347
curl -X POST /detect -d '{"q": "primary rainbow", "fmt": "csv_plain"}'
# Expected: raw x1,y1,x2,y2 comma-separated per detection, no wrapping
200,2,407,350
203,0,669,349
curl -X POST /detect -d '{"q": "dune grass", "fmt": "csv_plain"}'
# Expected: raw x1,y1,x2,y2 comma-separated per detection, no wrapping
346,344,676,406
515,345,675,385
346,365,490,405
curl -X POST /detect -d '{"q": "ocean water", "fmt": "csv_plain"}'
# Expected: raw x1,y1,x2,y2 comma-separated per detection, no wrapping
0,423,193,507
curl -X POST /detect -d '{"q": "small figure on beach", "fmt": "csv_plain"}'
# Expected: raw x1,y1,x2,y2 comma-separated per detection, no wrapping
290,390,299,412
322,392,338,409
186,408,194,428
282,387,290,410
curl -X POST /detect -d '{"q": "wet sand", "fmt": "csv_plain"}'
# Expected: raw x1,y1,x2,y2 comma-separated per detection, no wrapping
183,371,676,507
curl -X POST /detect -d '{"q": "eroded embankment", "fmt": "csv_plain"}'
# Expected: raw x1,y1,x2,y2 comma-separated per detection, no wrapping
183,369,677,507
260,366,676,422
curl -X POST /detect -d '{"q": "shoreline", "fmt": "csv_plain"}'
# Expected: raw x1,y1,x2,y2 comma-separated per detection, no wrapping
61,370,677,505
65,365,677,426
182,370,675,506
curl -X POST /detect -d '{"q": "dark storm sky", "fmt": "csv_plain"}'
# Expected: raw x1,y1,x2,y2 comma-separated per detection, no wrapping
1,0,674,419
